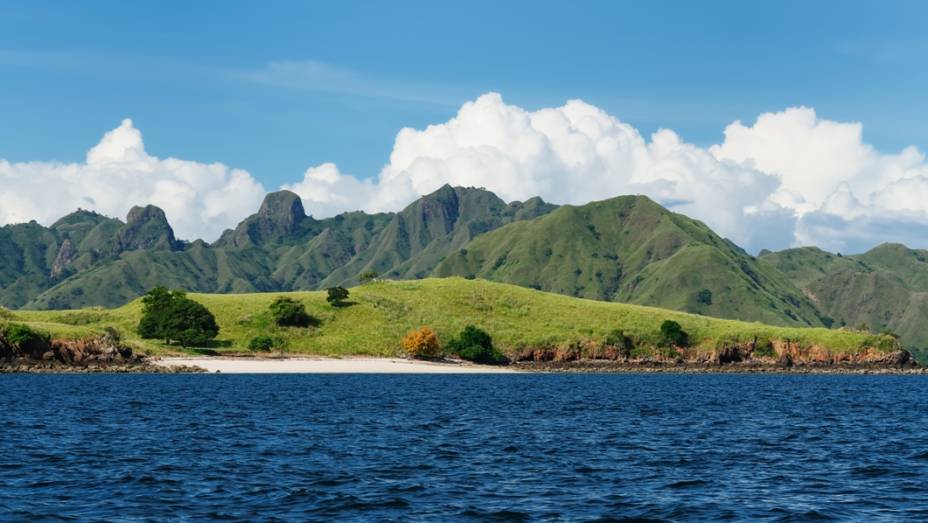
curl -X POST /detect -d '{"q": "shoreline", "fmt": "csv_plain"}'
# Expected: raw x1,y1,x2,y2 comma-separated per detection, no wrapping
150,357,928,375
152,356,520,374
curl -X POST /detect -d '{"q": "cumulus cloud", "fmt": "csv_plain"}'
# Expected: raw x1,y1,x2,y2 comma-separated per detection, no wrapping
5,94,928,254
0,119,265,241
287,94,928,253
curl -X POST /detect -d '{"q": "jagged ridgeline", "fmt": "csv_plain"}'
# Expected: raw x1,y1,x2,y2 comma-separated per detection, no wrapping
0,185,556,309
4,184,927,359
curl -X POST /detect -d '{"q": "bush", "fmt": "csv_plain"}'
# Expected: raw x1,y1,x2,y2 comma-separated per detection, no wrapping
137,286,219,347
359,271,379,283
696,289,713,306
659,320,689,348
326,286,350,307
402,326,441,358
448,325,506,364
248,335,285,352
605,329,633,358
1,323,51,357
269,297,315,327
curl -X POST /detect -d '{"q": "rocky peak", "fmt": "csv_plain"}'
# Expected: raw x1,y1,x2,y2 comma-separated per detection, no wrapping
258,190,306,232
113,205,178,253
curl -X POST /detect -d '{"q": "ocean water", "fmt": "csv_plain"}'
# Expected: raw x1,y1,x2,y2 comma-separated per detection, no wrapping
2,374,928,522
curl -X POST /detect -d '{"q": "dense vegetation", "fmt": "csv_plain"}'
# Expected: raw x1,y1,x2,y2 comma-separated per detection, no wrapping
137,286,219,347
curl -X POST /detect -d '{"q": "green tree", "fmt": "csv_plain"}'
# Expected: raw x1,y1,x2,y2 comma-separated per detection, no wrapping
269,297,315,327
448,325,506,364
137,287,219,347
359,271,379,283
326,286,350,307
659,320,689,348
696,289,712,306
605,329,633,358
249,335,285,352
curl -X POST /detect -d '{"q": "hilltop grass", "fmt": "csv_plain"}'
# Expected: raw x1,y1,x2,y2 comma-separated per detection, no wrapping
10,278,895,357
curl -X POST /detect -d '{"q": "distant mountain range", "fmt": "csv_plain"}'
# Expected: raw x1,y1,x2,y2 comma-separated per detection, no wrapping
2,184,927,356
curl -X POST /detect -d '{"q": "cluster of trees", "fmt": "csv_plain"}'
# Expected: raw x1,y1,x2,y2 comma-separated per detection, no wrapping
136,285,352,350
137,287,219,347
402,324,507,364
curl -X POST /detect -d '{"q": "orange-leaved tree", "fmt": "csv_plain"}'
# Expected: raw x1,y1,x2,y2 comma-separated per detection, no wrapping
402,326,441,358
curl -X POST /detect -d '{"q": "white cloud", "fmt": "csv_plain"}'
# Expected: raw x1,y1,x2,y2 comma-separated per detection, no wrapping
0,119,265,241
5,94,928,254
288,93,928,253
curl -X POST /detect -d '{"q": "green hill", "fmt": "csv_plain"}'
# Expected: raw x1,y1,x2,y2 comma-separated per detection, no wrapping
434,195,828,327
10,278,896,359
760,243,928,359
3,186,556,310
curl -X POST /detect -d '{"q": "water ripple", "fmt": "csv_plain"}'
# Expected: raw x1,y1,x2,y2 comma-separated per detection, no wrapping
2,374,928,521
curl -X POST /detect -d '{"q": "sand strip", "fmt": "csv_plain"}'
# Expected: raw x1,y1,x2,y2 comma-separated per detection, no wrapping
153,357,519,374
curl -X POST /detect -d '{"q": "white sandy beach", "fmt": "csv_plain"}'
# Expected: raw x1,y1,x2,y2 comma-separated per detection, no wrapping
153,357,520,374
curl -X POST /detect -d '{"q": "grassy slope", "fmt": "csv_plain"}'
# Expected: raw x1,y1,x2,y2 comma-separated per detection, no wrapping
434,196,825,327
10,278,892,357
759,244,928,359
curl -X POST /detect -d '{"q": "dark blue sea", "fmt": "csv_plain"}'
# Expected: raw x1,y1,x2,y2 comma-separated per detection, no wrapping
2,374,928,522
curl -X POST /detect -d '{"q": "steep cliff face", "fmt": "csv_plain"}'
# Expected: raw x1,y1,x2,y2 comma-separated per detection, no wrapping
113,205,179,253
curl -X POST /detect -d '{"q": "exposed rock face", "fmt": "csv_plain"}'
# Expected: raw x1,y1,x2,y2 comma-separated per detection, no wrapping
50,239,76,279
0,329,202,372
113,205,178,253
220,190,309,248
511,339,916,370
258,190,306,232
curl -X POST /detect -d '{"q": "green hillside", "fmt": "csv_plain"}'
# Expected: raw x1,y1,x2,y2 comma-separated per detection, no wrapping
434,195,828,327
10,278,895,359
4,185,555,310
760,244,928,359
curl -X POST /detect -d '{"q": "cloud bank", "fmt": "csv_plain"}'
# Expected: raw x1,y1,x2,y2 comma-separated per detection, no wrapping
3,94,928,253
0,119,265,241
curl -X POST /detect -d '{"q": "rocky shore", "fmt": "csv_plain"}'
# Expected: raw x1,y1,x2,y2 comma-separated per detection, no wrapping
0,329,205,374
510,342,923,374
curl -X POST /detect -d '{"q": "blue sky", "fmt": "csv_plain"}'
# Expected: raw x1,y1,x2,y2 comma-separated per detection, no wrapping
3,1,928,253
2,0,927,186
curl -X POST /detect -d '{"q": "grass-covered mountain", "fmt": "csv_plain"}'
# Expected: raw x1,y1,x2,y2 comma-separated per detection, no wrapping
0,185,556,309
760,243,928,356
435,195,828,327
6,184,928,358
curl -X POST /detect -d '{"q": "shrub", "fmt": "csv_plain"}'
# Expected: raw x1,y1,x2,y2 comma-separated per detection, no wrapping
604,329,633,358
326,286,350,307
269,297,315,327
402,326,441,358
359,271,379,283
448,325,506,364
1,323,51,357
659,320,689,348
753,337,775,357
248,335,285,352
137,286,219,347
696,289,713,306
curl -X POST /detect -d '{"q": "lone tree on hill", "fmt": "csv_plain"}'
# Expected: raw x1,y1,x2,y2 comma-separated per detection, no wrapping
269,297,315,327
137,286,219,347
326,286,350,307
